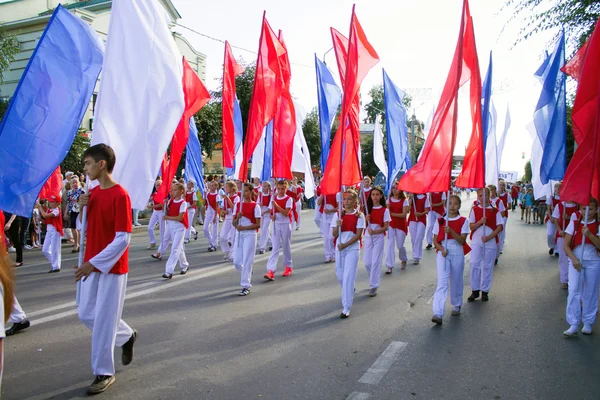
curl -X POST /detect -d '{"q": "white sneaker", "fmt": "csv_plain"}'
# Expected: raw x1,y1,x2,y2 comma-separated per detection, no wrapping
582,325,593,335
8,247,15,253
146,244,156,250
24,245,33,250
563,325,579,336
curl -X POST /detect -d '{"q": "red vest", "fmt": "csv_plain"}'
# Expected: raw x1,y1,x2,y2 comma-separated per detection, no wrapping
224,194,238,212
498,193,509,218
167,200,189,229
185,191,196,209
44,208,64,236
409,196,427,224
286,189,298,202
470,206,499,243
273,195,292,222
545,196,561,223
436,216,470,255
152,193,163,211
236,201,258,228
388,198,408,233
510,185,520,198
206,192,219,211
321,193,338,213
556,203,579,234
430,192,445,215
341,212,359,234
260,192,272,207
369,207,386,227
571,212,600,249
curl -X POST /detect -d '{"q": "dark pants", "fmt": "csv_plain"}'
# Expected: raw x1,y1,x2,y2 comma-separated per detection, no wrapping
19,217,30,246
6,216,23,263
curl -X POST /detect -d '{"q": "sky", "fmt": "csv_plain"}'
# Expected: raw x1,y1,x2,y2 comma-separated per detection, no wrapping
172,0,561,176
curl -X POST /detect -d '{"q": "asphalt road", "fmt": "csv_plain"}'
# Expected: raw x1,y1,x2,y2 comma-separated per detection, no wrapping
3,196,599,400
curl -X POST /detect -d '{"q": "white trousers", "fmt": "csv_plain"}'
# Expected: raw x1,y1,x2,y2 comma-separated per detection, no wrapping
258,212,272,251
78,272,134,376
566,259,600,326
323,214,335,260
499,217,508,253
147,209,164,245
409,221,426,261
470,244,496,292
42,228,61,271
314,209,322,232
267,223,292,272
220,217,235,257
432,249,465,317
165,223,189,274
385,228,407,268
9,296,27,323
363,234,385,288
547,220,556,250
557,237,569,284
294,201,302,229
234,231,257,288
185,208,197,241
336,247,359,314
426,212,441,245
203,207,218,247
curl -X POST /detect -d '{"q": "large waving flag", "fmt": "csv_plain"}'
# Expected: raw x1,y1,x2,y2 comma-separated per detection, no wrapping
315,55,342,172
222,41,245,170
92,0,186,209
154,58,210,203
373,116,388,178
38,166,63,201
561,38,589,83
383,69,410,193
239,13,287,181
496,105,511,171
533,32,567,185
272,31,297,179
481,54,498,186
399,0,478,193
0,5,104,216
560,17,600,205
321,8,380,195
185,118,206,195
291,103,316,198
225,98,244,179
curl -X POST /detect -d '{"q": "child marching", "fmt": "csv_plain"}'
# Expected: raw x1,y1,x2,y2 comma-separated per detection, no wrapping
184,181,199,244
264,180,294,281
487,184,506,264
431,195,470,324
331,188,365,318
258,181,273,254
425,191,446,250
385,187,410,273
37,194,63,273
546,182,561,255
322,191,340,263
233,183,262,296
203,181,220,252
553,197,579,289
220,181,240,261
161,183,190,279
147,180,163,250
363,187,390,297
408,193,429,265
497,180,512,255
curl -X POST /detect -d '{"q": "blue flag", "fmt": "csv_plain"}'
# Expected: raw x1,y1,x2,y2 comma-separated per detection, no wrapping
482,52,493,149
226,95,244,178
261,120,274,182
185,118,206,195
0,5,104,216
533,32,567,184
315,55,342,172
383,69,410,193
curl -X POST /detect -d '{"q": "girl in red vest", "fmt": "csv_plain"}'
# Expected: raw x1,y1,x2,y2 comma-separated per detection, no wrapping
314,183,323,233
364,187,390,297
286,181,299,229
37,194,63,273
553,198,579,289
562,198,600,336
233,183,262,296
203,181,220,252
497,180,512,255
431,195,470,324
546,182,561,255
332,188,365,318
385,187,410,273
220,181,240,262
322,191,341,263
146,180,164,250
265,180,294,280
161,183,189,279
487,184,506,265
408,193,429,265
258,181,273,254
184,181,199,244
425,191,446,250
468,188,504,302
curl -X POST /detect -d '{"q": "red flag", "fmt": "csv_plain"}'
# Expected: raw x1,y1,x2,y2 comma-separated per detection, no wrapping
561,39,589,83
398,0,478,194
321,8,379,195
271,31,297,179
39,166,62,200
155,57,210,203
239,13,287,181
560,17,600,205
222,41,245,169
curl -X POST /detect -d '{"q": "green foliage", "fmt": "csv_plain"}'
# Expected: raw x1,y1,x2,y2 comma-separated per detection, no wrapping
194,96,222,159
524,160,532,182
0,97,9,122
0,27,19,87
60,130,90,174
361,135,383,178
302,107,321,168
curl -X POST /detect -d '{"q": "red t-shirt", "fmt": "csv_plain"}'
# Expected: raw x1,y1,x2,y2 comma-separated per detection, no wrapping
84,185,133,274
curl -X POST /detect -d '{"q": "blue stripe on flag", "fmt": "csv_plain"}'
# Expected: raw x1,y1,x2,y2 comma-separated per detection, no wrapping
185,117,206,195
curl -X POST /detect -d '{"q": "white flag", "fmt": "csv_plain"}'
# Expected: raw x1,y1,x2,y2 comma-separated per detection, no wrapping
528,121,552,200
373,116,388,178
496,105,511,170
291,102,316,199
92,0,185,209
485,101,499,187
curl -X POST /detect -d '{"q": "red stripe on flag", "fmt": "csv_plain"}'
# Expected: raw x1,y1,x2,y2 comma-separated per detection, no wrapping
222,41,245,169
38,166,63,200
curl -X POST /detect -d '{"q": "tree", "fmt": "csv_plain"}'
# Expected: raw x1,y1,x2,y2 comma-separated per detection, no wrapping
524,160,532,182
0,97,9,122
363,84,412,124
0,27,19,87
302,107,321,168
360,135,381,178
504,0,600,48
60,129,90,174
194,95,222,159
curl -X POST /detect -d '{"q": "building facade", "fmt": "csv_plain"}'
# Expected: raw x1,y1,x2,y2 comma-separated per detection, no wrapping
0,0,207,132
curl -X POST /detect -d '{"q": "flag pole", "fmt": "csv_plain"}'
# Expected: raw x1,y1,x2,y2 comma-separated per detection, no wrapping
575,205,590,294
75,183,89,306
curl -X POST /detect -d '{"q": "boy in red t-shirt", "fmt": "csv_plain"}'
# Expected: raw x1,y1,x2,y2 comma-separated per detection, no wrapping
76,144,137,395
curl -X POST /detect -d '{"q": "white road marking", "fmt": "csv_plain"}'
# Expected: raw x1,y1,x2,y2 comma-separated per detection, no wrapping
358,341,407,385
426,295,434,305
28,239,321,326
347,392,371,400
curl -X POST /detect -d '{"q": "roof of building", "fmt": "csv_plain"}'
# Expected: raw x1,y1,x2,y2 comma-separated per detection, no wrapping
39,0,111,16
